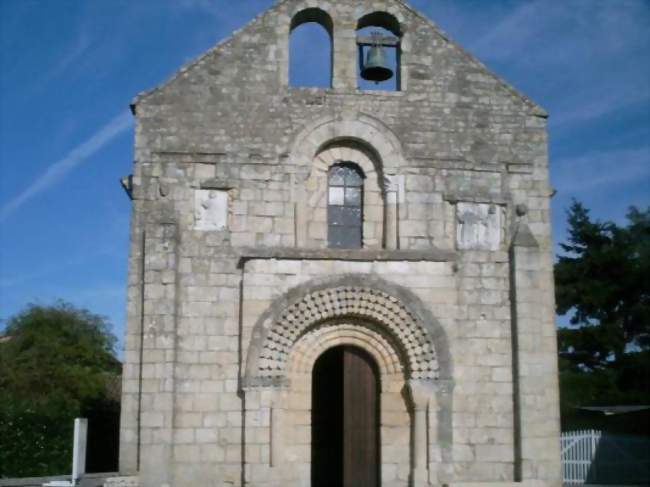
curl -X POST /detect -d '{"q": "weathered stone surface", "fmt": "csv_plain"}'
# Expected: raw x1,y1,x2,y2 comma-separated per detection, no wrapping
118,0,561,486
103,477,139,487
194,189,228,231
457,203,504,251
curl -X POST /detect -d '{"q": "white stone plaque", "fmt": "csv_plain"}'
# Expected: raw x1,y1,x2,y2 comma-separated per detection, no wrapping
195,189,228,231
456,202,502,250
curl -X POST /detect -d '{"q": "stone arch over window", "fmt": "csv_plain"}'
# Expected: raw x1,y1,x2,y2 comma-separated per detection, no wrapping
289,8,333,88
290,114,406,249
301,142,384,249
290,113,406,172
357,11,404,91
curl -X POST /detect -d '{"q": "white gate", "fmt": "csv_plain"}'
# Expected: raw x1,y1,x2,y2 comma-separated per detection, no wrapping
562,430,650,485
561,429,601,485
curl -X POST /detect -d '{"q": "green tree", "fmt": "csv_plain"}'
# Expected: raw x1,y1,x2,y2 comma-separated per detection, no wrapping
0,302,121,477
555,201,650,428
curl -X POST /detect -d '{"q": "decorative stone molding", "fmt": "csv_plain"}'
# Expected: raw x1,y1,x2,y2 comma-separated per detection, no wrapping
237,247,455,266
290,113,407,172
287,321,403,379
408,378,438,409
256,286,439,381
103,477,139,487
245,274,452,388
311,142,381,187
384,174,405,203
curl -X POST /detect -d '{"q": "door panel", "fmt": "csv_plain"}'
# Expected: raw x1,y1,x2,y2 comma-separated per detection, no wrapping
312,347,343,487
311,346,379,487
343,347,379,487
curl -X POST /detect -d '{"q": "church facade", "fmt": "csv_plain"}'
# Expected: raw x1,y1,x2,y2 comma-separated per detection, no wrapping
116,1,561,486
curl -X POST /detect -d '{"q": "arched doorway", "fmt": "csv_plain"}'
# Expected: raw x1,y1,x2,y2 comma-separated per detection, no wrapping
311,345,380,487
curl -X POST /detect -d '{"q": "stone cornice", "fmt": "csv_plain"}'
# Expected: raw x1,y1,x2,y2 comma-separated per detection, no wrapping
237,247,455,267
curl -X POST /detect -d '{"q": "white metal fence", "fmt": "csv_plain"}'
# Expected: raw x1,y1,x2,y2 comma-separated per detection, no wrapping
562,429,601,484
561,429,650,485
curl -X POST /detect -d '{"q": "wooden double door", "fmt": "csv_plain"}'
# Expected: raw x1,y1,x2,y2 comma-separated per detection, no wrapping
311,346,380,487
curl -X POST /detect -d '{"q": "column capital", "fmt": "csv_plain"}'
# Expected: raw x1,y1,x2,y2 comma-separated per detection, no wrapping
407,379,454,410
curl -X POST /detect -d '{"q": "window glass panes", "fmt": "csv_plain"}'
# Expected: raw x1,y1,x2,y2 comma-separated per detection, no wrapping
345,188,361,206
329,226,362,249
328,206,362,226
329,187,345,206
327,162,363,249
344,169,363,187
329,167,346,186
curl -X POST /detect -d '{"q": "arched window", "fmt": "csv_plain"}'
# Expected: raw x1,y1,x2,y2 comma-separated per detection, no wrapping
328,163,364,249
357,12,402,91
290,9,333,88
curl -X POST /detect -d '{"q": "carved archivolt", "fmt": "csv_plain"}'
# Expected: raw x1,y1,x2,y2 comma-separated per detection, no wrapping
257,286,439,380
287,322,403,378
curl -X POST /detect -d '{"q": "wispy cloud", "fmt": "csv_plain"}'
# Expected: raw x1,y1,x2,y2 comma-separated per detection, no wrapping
44,34,91,84
176,0,271,27
470,0,545,60
551,85,650,129
552,147,650,194
468,0,650,127
0,112,133,221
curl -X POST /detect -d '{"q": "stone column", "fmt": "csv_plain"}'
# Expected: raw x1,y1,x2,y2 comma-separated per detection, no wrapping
119,221,145,475
138,220,179,487
384,175,404,250
510,223,562,485
408,379,435,485
270,389,287,467
429,380,454,485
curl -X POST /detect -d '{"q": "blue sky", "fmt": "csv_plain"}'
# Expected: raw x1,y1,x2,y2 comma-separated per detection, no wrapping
1,0,648,354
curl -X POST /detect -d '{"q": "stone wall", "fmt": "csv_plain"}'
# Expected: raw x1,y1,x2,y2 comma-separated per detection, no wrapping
118,0,561,485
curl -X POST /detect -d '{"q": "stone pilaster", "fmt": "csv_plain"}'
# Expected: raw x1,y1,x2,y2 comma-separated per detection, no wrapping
332,22,357,90
510,223,562,486
408,379,441,485
138,220,179,487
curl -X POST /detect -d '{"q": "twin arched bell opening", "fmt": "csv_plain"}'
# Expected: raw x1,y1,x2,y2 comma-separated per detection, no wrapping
361,45,394,83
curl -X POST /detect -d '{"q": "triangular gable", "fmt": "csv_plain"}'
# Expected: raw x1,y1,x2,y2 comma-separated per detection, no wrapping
392,0,546,116
131,0,286,110
132,0,546,117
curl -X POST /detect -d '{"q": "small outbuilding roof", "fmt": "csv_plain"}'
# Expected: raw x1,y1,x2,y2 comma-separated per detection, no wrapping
577,406,650,416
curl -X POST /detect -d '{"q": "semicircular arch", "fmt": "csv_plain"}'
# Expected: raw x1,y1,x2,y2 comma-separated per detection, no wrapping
287,321,403,380
244,274,451,387
290,114,407,175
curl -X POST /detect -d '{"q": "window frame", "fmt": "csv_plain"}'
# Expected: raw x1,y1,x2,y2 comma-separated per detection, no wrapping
327,162,365,249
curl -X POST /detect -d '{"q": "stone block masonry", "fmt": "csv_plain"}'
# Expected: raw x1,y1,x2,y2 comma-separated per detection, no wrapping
117,0,561,486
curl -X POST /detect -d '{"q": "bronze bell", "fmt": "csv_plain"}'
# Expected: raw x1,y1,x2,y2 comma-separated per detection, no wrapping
361,45,394,83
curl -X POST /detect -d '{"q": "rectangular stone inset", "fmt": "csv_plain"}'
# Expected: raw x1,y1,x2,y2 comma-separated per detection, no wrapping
195,189,229,231
456,202,503,251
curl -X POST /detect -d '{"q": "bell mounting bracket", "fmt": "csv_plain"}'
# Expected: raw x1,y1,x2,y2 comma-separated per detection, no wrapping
356,35,399,47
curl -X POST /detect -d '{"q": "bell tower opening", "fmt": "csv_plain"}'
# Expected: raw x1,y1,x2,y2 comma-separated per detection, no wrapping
311,345,380,487
357,12,402,91
290,8,333,88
